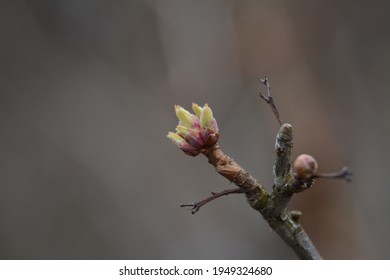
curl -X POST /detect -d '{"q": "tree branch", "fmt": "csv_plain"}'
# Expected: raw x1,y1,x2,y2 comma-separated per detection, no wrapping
198,137,322,259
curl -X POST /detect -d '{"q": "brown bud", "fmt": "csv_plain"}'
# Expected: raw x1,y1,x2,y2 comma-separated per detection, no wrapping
293,154,318,179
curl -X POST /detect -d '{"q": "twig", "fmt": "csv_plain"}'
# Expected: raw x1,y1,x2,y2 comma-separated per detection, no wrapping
314,167,353,182
290,167,352,193
259,76,282,126
181,188,244,214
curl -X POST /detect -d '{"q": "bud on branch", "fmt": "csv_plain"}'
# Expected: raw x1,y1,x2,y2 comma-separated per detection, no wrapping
167,103,219,156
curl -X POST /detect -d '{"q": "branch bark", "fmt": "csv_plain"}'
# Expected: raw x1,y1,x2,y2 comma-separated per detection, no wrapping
200,124,322,260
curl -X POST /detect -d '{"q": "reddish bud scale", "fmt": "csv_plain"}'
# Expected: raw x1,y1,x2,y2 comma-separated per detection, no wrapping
293,154,318,179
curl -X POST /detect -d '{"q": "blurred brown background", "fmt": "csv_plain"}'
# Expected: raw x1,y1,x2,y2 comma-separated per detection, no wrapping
1,0,389,259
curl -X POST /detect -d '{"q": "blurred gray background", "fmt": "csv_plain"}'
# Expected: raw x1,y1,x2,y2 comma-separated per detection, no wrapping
1,0,389,259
